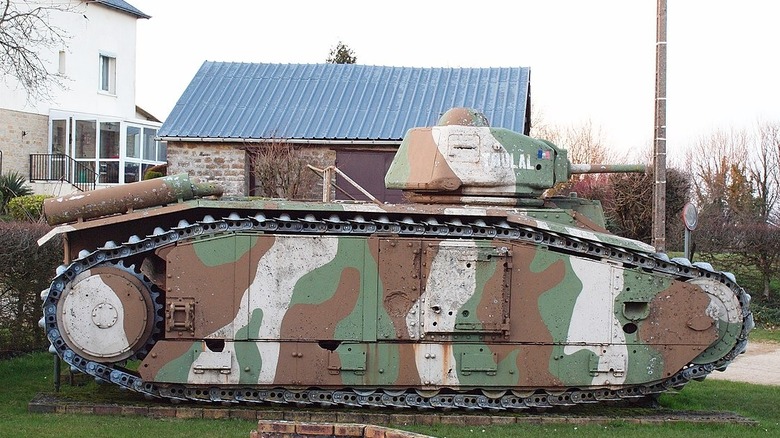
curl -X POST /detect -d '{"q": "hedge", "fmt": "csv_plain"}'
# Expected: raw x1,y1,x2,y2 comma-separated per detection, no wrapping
0,222,62,354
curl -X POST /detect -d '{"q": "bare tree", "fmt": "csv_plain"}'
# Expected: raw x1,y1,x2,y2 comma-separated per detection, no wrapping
532,118,614,164
248,140,317,199
686,127,750,209
0,0,76,101
753,121,780,221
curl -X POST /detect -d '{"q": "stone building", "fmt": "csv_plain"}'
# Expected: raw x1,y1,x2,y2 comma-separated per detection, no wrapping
159,62,532,202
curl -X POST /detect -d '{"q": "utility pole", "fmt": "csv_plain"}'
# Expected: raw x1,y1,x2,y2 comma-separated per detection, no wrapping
652,0,667,252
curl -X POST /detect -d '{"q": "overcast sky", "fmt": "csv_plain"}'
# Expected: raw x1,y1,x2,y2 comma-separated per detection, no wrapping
130,0,780,163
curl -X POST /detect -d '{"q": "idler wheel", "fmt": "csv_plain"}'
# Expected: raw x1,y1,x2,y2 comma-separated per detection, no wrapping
689,278,744,364
57,264,155,362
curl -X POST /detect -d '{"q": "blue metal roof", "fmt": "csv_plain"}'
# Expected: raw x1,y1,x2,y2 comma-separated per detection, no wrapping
159,62,531,141
95,0,150,19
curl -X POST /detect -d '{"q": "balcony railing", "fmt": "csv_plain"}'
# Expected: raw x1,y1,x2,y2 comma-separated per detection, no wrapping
29,154,97,192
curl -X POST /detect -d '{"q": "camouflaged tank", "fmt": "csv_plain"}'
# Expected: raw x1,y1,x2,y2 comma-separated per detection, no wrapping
39,107,753,410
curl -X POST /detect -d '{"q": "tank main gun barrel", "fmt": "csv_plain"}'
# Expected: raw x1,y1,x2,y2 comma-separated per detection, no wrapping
43,173,223,225
569,164,647,175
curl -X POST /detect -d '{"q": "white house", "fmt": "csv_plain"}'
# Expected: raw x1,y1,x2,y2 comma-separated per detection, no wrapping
0,0,165,194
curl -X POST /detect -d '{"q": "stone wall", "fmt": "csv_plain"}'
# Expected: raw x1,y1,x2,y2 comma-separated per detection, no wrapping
0,109,48,176
166,141,249,196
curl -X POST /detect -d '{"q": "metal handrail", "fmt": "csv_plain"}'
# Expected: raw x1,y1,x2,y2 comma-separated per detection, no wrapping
29,154,97,192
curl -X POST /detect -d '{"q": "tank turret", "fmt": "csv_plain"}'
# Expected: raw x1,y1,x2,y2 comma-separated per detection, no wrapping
385,107,644,205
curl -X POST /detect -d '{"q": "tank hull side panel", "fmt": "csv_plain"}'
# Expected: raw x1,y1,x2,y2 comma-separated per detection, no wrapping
139,234,717,390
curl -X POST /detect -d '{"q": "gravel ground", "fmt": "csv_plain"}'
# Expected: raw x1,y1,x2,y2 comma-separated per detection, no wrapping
706,341,780,386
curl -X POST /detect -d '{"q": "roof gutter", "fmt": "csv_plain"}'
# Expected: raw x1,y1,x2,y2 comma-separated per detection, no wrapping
157,137,401,146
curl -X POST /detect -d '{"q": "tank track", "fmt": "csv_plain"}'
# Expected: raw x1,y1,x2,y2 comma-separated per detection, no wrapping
41,210,754,410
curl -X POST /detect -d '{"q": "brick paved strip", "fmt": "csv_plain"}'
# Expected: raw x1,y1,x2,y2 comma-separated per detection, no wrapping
94,404,123,416
230,409,257,421
27,393,758,427
120,406,149,416
147,406,177,418
296,422,334,435
27,402,56,414
257,420,296,434
333,423,365,437
200,408,228,419
175,407,202,419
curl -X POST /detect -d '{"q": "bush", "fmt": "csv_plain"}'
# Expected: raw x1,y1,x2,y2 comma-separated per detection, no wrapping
0,171,33,214
751,294,780,329
143,170,163,180
0,222,62,354
6,195,50,222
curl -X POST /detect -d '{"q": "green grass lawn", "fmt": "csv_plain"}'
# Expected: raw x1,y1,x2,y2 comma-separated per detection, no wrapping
1,350,778,438
749,327,780,343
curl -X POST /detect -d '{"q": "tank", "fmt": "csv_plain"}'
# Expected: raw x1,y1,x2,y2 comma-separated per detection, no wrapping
39,108,752,410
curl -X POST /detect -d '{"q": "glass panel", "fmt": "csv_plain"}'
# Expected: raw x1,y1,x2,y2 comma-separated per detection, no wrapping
99,55,115,93
75,161,96,183
99,122,120,158
124,162,140,184
52,120,67,154
143,128,157,160
99,161,119,184
100,55,109,91
74,120,96,159
126,126,141,158
157,140,167,162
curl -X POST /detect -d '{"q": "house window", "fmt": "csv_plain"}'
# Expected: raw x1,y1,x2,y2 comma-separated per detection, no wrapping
98,122,120,183
99,54,116,94
58,50,66,75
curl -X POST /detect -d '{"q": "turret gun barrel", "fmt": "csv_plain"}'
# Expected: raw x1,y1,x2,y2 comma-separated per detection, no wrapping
569,164,647,174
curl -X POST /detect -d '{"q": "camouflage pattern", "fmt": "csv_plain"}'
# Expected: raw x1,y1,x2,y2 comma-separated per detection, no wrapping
135,233,724,390
39,108,751,407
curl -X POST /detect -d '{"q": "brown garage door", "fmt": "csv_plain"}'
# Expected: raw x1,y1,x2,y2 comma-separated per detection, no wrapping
335,150,406,204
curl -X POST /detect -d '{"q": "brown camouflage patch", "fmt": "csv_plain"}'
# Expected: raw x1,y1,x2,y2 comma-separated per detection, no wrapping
640,281,719,377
